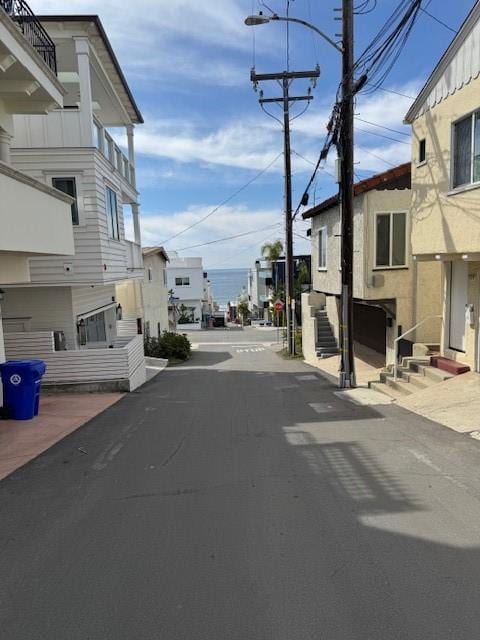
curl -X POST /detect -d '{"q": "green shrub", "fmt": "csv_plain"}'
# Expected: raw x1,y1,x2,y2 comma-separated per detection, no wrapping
144,331,191,361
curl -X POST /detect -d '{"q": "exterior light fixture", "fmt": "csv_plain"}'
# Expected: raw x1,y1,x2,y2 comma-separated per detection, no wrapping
435,254,441,260
462,254,469,260
244,13,271,26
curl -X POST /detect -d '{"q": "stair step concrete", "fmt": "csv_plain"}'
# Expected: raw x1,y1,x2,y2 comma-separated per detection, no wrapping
411,363,454,383
369,381,401,400
384,376,413,396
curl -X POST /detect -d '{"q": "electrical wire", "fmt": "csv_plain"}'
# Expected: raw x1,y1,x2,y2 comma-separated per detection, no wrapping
173,223,281,253
355,125,410,145
161,152,283,245
356,145,396,167
354,116,410,136
419,7,457,33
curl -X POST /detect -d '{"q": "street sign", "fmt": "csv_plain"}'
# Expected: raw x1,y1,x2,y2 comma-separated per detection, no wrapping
273,299,284,312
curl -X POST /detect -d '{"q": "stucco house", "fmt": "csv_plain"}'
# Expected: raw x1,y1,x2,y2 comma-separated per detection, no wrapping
1,14,146,391
0,1,75,384
301,164,442,366
116,246,170,339
404,0,480,374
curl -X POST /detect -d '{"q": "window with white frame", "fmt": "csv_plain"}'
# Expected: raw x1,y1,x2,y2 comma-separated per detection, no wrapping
452,110,480,188
148,267,153,281
375,212,407,268
105,186,119,240
175,276,190,286
318,226,327,270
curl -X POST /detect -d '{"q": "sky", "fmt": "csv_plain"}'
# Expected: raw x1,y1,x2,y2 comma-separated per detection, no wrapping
30,0,475,268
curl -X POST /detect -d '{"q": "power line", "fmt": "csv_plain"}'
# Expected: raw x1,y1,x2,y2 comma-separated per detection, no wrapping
173,223,281,252
355,116,410,136
161,152,283,245
355,125,410,145
369,85,415,99
356,145,396,167
420,7,457,33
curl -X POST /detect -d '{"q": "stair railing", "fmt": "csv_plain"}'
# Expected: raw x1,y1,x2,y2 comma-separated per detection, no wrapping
393,315,442,381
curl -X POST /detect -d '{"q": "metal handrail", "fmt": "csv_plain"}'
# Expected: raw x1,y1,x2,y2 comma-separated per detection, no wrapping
393,315,442,381
0,0,57,73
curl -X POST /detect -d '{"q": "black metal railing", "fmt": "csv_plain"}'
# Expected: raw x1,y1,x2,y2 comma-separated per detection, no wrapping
0,0,57,74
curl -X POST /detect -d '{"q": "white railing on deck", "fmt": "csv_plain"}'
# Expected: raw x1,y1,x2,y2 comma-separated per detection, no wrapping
94,118,136,189
3,332,146,391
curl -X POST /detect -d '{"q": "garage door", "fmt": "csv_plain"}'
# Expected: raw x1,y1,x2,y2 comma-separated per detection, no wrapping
353,303,386,355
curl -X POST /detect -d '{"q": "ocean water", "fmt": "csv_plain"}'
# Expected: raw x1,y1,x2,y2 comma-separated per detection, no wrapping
207,268,249,310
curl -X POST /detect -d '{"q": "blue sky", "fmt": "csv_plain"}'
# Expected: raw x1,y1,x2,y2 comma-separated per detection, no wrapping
31,0,474,268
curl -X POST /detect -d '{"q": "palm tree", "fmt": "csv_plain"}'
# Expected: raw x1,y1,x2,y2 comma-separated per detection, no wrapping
261,240,284,263
261,239,284,292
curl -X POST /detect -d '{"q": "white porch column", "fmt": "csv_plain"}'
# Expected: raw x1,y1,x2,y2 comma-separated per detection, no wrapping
126,124,135,163
74,37,94,147
0,128,12,164
132,202,141,246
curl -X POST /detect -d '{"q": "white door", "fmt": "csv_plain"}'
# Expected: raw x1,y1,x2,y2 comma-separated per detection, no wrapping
449,261,468,352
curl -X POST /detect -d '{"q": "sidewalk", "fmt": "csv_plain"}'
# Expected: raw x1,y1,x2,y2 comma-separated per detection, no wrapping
304,342,384,387
396,371,480,434
0,392,122,480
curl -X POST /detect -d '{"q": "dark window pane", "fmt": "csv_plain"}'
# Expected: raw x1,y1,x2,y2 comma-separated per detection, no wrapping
453,116,472,188
105,187,119,239
474,112,480,182
419,139,426,163
376,214,390,267
392,212,406,266
52,177,79,225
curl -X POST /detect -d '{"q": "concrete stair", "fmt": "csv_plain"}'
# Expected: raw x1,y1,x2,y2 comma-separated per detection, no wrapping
369,357,454,400
315,310,339,358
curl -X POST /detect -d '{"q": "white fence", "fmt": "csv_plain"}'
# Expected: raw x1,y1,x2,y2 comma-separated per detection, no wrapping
3,332,146,391
117,319,139,337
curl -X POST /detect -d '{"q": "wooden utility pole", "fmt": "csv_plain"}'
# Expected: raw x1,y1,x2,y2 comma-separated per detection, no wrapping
339,0,356,388
250,68,320,355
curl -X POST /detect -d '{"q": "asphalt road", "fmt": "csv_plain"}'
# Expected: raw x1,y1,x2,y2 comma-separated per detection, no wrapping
2,328,480,639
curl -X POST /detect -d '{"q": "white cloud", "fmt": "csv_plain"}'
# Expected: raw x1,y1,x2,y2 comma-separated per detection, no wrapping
124,204,298,269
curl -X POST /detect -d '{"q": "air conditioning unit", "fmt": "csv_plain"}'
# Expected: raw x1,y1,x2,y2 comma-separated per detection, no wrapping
53,330,67,351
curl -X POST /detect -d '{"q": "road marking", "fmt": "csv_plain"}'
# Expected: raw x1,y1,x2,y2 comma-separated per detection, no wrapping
235,347,266,353
309,402,334,414
409,449,469,491
296,374,317,381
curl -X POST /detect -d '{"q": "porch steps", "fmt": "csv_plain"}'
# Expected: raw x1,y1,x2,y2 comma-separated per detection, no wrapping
315,310,339,358
369,357,455,400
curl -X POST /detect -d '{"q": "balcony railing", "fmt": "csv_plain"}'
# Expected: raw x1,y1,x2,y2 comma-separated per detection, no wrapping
0,0,57,74
94,119,136,189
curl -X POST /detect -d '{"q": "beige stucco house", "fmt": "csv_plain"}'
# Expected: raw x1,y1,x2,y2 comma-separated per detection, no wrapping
405,0,480,373
116,246,170,338
302,164,442,366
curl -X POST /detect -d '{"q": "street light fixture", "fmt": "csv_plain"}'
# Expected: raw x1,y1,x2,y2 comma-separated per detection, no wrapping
245,5,356,388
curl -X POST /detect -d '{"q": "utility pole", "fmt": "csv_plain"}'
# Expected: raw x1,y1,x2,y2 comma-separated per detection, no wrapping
250,68,320,356
339,0,356,388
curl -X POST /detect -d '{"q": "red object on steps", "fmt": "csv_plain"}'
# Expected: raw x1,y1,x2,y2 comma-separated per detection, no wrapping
430,356,470,375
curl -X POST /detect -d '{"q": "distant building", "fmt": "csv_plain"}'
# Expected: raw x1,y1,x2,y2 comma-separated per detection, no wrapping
166,253,205,330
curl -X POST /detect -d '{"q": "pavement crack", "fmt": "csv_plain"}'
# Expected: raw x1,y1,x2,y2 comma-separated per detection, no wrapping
161,435,187,467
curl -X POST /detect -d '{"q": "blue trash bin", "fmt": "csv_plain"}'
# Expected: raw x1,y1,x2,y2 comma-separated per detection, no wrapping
0,360,46,420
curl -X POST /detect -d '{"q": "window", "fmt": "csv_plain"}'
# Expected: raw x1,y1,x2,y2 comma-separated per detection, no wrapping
175,277,190,286
105,186,119,240
452,110,480,188
318,227,327,270
144,320,150,338
418,138,426,164
148,267,153,281
163,269,167,286
52,177,79,225
375,212,407,268
157,322,161,336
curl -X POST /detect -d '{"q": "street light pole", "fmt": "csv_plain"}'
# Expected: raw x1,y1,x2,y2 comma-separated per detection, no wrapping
245,4,356,386
339,0,356,388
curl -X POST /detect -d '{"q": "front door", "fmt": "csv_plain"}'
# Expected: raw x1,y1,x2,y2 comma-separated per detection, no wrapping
449,261,468,352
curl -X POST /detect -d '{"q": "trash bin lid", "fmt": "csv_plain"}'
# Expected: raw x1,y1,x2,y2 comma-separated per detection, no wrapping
0,359,46,380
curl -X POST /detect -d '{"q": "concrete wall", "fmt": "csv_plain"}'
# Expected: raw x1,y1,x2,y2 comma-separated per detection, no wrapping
301,291,325,362
143,253,169,336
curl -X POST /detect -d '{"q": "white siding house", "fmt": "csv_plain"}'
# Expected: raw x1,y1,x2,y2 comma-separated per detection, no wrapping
1,14,146,390
0,2,74,379
166,253,205,331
